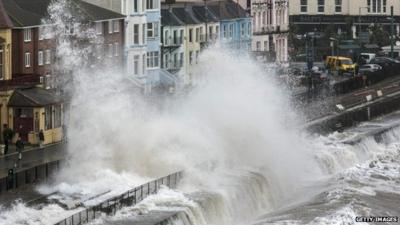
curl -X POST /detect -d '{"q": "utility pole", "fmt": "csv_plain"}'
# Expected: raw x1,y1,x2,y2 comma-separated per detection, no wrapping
391,6,394,58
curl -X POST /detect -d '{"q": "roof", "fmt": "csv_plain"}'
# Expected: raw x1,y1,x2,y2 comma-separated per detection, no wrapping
2,0,124,28
364,44,379,49
338,44,360,50
171,7,199,25
161,9,184,26
8,87,62,107
206,1,249,21
192,6,218,23
0,0,12,28
161,0,249,26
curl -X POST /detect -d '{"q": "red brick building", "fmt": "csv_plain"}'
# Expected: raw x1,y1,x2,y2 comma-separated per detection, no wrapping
0,0,125,144
2,0,125,88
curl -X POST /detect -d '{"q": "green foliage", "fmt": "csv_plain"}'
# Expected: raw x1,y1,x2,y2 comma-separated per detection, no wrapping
368,24,390,47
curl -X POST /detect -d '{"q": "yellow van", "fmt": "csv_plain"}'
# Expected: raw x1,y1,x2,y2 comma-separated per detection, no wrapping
325,56,357,75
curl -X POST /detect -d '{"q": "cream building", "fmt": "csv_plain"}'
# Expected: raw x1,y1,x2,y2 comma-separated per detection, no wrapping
289,0,400,38
252,0,289,63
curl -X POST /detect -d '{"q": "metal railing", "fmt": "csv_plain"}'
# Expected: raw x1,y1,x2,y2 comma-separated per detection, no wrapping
53,171,183,225
0,160,61,193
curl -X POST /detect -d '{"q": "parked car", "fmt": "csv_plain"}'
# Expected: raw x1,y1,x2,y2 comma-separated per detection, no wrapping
369,57,400,67
359,64,382,73
360,53,376,64
325,56,357,75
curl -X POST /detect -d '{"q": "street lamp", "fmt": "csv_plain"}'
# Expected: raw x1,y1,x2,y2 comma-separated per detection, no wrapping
330,37,338,56
390,6,394,58
386,6,395,58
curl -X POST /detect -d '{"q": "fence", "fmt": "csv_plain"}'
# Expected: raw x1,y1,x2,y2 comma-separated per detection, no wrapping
53,171,183,225
0,160,61,193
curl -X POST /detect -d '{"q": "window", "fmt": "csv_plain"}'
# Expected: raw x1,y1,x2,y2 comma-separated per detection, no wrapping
24,28,31,42
142,24,146,44
229,24,233,38
96,22,103,34
195,27,199,42
300,0,307,13
223,25,227,38
377,0,381,12
180,29,184,43
108,20,113,34
216,25,219,38
44,74,53,89
45,106,52,130
146,0,152,9
133,0,138,12
264,41,268,51
209,26,213,39
367,0,371,12
108,44,113,57
134,24,139,44
113,20,119,32
335,0,342,13
173,53,177,68
241,23,245,37
383,0,387,12
165,54,169,68
134,55,139,75
45,50,51,64
142,53,146,74
180,52,183,67
165,30,169,45
146,0,158,10
173,30,178,44
24,52,31,67
38,27,44,40
256,41,261,51
114,43,119,56
147,51,159,68
38,51,44,66
189,51,193,65
147,22,158,38
200,27,203,41
248,23,251,36
54,105,62,128
189,28,193,42
373,0,377,12
318,0,324,13
195,51,199,64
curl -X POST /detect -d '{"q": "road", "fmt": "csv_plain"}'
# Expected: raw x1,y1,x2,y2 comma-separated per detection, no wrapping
302,75,400,122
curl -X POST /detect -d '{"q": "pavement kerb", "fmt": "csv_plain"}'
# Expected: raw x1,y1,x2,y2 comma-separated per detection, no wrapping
0,141,64,159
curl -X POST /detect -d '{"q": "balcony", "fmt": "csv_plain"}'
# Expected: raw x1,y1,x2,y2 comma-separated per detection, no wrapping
253,24,289,35
163,36,183,51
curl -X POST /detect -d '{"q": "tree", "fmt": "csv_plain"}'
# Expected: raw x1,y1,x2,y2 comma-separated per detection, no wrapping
369,24,390,47
287,23,304,60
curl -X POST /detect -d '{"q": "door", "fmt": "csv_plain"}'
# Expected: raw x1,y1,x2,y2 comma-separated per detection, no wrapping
13,108,34,142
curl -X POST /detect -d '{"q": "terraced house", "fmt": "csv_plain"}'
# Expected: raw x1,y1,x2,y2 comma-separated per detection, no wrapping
85,0,178,93
0,0,125,145
252,0,289,63
161,0,251,85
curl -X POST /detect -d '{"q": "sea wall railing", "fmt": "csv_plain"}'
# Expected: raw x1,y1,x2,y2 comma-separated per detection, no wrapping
53,171,183,225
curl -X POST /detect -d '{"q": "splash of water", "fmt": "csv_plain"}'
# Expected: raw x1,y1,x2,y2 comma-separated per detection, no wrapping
3,1,398,225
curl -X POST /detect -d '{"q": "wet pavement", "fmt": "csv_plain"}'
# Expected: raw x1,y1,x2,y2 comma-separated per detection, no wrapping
0,143,66,179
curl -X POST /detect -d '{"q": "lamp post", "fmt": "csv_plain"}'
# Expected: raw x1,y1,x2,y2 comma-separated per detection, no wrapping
391,6,394,58
386,6,395,58
330,37,338,56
